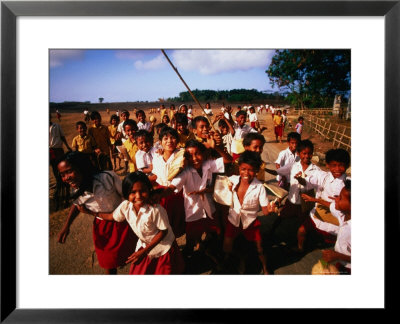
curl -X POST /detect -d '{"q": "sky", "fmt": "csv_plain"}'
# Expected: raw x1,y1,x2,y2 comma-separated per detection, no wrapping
49,49,277,103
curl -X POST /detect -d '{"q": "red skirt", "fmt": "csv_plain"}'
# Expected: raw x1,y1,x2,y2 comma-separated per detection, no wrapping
225,218,262,242
186,216,221,242
129,242,185,274
93,218,137,269
250,121,256,128
159,187,186,238
274,125,283,137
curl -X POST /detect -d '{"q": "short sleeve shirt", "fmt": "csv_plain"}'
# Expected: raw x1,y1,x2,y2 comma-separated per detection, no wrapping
335,218,351,269
152,149,183,186
137,121,152,131
49,123,64,149
123,139,138,172
72,134,96,153
113,201,175,259
88,125,111,155
135,147,157,170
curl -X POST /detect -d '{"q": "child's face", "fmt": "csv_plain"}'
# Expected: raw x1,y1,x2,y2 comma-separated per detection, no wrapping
327,161,347,178
236,114,246,126
137,113,146,123
176,122,187,134
128,181,149,210
58,161,83,189
299,119,304,124
180,107,188,114
93,117,101,127
186,146,204,170
111,118,117,126
195,121,210,139
120,113,128,121
288,139,298,153
250,108,255,114
238,162,257,184
299,147,313,165
334,187,351,213
245,140,264,155
162,116,169,123
77,124,87,136
161,134,177,152
136,136,151,153
124,124,136,140
219,124,228,136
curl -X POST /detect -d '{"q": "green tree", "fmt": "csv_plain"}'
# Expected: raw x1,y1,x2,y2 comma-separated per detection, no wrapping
266,50,350,108
99,97,104,103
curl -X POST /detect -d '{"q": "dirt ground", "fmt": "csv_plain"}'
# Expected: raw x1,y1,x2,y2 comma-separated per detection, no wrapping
49,104,350,275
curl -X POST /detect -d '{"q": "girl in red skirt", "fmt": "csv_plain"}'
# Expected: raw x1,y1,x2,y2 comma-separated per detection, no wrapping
273,109,284,143
84,171,185,274
57,151,137,274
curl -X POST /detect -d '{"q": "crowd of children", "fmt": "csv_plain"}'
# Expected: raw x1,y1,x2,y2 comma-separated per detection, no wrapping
52,103,351,275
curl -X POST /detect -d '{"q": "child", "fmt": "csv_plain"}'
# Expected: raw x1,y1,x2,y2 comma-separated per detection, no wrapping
295,116,304,135
151,127,186,237
71,121,96,154
224,151,274,274
295,148,350,252
204,102,213,117
108,114,122,170
160,104,167,119
153,122,167,151
179,104,188,115
192,116,224,159
56,109,61,121
57,152,136,274
273,110,284,143
88,111,112,170
217,118,233,156
231,110,258,161
248,106,259,131
270,105,275,119
282,109,288,136
134,130,157,179
321,179,351,274
242,133,266,181
275,132,301,189
168,140,231,257
136,109,154,133
123,119,139,173
83,172,185,274
162,114,170,126
174,112,195,148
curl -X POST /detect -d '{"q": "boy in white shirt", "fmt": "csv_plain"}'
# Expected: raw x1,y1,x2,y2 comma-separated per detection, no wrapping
134,130,157,181
136,109,154,133
224,151,275,274
231,110,257,161
116,110,130,173
275,132,301,189
248,106,259,131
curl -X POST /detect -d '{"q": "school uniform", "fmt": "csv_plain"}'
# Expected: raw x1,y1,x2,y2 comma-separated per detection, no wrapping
225,175,269,241
231,123,258,157
248,113,258,129
123,138,138,172
152,149,186,237
135,147,157,171
222,133,233,155
71,134,96,153
72,171,136,269
295,123,303,135
137,121,152,132
275,147,299,184
171,158,225,239
334,215,351,271
112,201,184,274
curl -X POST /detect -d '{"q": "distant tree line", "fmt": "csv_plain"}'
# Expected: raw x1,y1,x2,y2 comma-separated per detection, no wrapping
266,49,351,108
167,89,287,104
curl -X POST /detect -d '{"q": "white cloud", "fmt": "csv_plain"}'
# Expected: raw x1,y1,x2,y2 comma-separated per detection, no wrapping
49,50,85,68
170,50,275,75
134,54,167,70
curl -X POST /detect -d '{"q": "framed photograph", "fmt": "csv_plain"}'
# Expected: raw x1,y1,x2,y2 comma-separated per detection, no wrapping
1,0,397,321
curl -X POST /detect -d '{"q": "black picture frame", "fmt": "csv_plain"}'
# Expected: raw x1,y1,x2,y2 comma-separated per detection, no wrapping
1,0,397,322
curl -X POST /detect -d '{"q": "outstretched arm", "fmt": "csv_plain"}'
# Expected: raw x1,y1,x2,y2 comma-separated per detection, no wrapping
58,205,80,243
126,229,167,264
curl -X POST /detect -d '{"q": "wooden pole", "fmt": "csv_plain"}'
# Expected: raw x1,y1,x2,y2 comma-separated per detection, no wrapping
161,49,216,131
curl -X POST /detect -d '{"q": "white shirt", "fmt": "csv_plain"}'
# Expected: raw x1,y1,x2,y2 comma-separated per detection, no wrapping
307,171,347,233
49,122,65,149
137,121,152,131
117,121,128,143
335,218,351,269
222,133,233,155
275,147,299,181
228,175,269,229
152,149,182,186
231,123,258,154
112,201,174,259
73,171,123,216
135,147,157,170
204,108,213,116
270,107,275,113
249,113,258,123
296,123,303,134
283,161,321,205
171,158,225,222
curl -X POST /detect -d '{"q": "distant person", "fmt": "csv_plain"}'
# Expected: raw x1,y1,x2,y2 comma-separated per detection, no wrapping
248,106,259,131
108,114,122,171
56,109,61,121
295,116,304,135
71,121,96,154
273,110,284,143
106,108,110,115
231,110,257,161
136,109,154,133
204,102,213,117
116,110,131,173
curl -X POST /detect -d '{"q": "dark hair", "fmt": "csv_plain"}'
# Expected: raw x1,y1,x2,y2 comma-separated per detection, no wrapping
122,171,153,200
325,149,351,167
170,104,175,109
297,139,314,153
277,110,282,114
238,150,262,171
159,126,179,141
134,129,153,143
57,151,99,199
249,106,255,112
243,132,266,147
179,104,187,111
90,111,101,120
185,139,207,154
123,119,138,131
218,119,228,128
287,132,301,142
155,122,167,132
236,110,247,118
344,179,351,194
298,116,304,121
162,114,170,123
135,109,145,118
192,116,209,129
174,112,188,126
76,121,87,129
120,110,130,118
110,114,120,124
